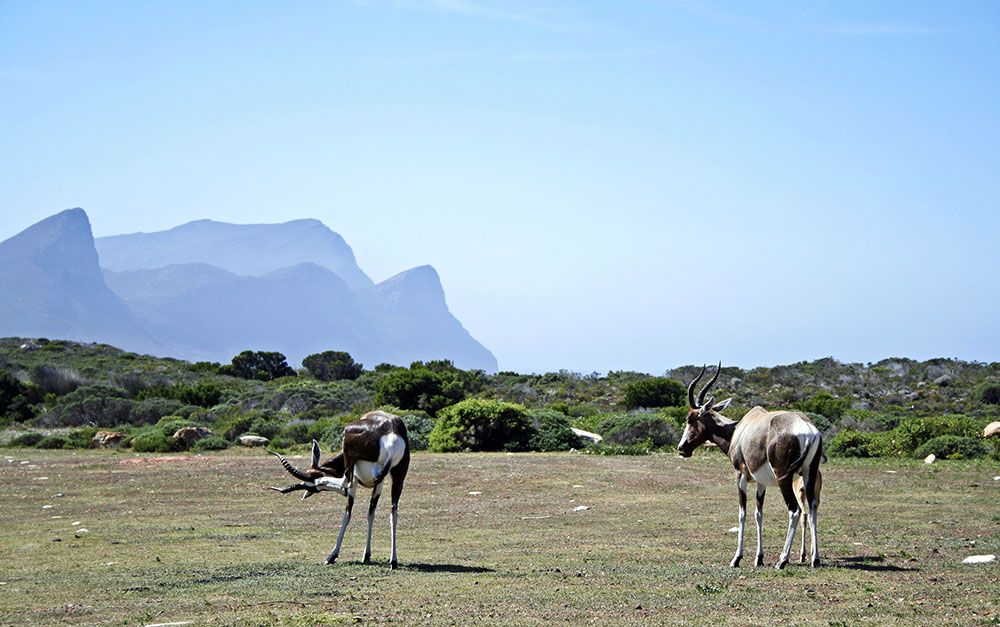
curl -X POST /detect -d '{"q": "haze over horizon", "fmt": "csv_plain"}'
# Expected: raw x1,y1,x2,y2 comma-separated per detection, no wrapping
2,1,998,373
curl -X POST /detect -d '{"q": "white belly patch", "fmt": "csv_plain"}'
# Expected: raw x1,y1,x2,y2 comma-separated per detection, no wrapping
750,462,778,486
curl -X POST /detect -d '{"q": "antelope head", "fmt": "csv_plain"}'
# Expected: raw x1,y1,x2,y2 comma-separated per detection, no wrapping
677,362,732,457
270,440,349,499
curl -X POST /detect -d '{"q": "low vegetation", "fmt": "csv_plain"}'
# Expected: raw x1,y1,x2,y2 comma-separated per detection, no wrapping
0,338,998,461
0,449,995,624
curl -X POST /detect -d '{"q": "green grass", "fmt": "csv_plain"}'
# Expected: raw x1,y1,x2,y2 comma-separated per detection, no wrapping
1,449,997,625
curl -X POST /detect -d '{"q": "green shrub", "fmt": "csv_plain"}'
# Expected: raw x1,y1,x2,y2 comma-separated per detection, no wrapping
429,399,534,452
131,430,181,453
913,435,989,460
303,351,364,381
6,432,44,447
622,378,685,409
794,392,850,421
891,415,982,455
37,434,69,449
192,435,230,451
828,429,891,458
248,416,283,440
598,413,680,449
319,421,347,449
401,412,436,451
975,381,1000,405
66,427,99,449
528,409,581,452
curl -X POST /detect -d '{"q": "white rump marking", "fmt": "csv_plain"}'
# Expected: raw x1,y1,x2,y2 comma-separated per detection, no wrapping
354,433,406,488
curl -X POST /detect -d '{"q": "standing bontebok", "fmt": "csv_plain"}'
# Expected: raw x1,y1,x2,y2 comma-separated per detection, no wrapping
271,410,410,569
677,364,824,569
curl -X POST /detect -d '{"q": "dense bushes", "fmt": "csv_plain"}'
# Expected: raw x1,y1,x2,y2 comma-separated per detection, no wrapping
303,351,363,382
528,409,581,452
622,378,685,409
598,413,680,449
429,399,534,452
913,435,988,460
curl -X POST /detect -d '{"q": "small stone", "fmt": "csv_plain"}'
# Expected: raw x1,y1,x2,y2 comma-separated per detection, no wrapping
52,538,61,542
962,554,996,564
572,505,590,512
728,526,740,533
924,454,936,464
71,521,81,526
75,528,89,536
42,505,53,509
468,491,482,496
635,604,643,610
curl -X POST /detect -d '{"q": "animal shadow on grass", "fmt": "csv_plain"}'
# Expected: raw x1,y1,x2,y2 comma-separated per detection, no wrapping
831,556,919,573
401,562,495,574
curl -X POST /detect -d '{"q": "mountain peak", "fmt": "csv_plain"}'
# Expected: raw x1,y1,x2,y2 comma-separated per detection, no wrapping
96,217,374,289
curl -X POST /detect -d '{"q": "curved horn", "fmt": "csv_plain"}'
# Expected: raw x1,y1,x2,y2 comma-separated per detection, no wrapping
698,362,722,406
687,364,707,408
271,451,314,483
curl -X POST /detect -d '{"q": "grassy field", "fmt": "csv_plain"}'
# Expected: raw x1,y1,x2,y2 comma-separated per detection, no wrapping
1,448,997,626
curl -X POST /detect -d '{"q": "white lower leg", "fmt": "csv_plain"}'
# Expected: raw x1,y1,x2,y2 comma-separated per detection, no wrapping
732,506,746,566
809,506,819,566
776,510,800,568
754,507,764,565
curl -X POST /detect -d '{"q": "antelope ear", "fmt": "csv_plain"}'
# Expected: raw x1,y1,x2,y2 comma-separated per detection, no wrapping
311,439,321,468
713,398,733,412
699,397,714,415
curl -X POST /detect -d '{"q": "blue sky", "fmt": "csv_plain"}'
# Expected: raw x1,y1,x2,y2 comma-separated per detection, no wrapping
1,1,998,373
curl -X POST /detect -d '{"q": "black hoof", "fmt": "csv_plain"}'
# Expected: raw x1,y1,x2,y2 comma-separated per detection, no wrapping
730,556,742,568
362,555,371,565
325,555,337,565
775,560,788,570
755,556,764,567
811,558,821,568
390,560,398,570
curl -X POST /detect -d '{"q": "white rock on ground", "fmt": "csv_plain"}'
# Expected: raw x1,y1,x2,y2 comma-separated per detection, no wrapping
924,454,936,464
238,435,269,447
962,554,996,564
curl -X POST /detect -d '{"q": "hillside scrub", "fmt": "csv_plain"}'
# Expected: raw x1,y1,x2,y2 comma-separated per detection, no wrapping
1,339,999,459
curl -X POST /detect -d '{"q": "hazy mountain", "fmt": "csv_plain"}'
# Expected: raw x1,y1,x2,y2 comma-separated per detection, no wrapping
2,209,497,371
104,262,387,366
96,218,374,290
361,265,497,371
0,208,162,353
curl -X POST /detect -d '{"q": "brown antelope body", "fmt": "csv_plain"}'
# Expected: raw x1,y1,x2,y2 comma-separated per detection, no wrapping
677,364,824,569
271,410,410,569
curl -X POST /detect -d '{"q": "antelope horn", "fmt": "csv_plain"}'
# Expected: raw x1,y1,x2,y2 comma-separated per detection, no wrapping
270,451,314,483
698,362,722,406
687,364,707,408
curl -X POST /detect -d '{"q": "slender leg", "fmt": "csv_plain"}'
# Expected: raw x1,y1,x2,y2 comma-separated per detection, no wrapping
363,483,383,564
805,472,820,567
754,484,766,567
799,510,809,563
325,482,357,565
775,481,801,570
808,503,819,567
731,473,748,567
388,461,407,570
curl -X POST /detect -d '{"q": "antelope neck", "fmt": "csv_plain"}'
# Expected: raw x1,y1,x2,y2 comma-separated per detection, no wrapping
706,414,737,455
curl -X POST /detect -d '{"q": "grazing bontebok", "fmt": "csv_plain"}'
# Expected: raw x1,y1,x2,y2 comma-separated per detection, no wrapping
677,364,824,569
271,410,410,569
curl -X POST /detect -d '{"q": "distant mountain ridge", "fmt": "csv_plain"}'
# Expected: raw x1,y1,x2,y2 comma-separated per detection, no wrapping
0,209,498,371
96,217,374,290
